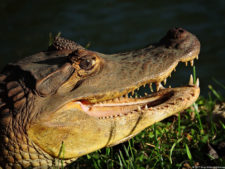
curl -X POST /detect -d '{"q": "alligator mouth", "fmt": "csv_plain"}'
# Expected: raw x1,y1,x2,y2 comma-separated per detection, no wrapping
64,55,200,119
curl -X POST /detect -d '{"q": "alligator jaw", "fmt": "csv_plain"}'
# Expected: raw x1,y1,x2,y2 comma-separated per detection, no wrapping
60,74,200,119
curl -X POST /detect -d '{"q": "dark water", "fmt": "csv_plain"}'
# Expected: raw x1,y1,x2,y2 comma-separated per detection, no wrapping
0,0,225,96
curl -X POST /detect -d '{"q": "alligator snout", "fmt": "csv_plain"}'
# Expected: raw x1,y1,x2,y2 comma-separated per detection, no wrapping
159,27,194,50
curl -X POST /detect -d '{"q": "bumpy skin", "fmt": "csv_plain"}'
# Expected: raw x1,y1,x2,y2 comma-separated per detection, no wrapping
0,28,200,168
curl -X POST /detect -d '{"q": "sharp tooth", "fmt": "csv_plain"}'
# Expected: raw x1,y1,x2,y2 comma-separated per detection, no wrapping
174,67,176,72
190,60,194,66
138,106,141,111
144,92,148,96
159,83,165,90
135,95,138,98
185,62,188,66
143,83,146,88
145,105,148,110
163,78,167,85
189,74,194,85
149,83,153,92
156,82,164,91
156,83,160,91
196,55,199,60
132,90,134,96
195,78,199,87
169,85,171,88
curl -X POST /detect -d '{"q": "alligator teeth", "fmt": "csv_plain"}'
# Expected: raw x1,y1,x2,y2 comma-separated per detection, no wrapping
145,105,148,110
196,55,199,60
190,60,194,66
185,62,188,66
189,74,194,85
156,82,164,91
195,78,200,87
149,83,153,92
163,78,167,85
174,67,176,72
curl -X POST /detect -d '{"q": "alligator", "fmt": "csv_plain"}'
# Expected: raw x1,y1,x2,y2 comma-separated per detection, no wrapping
0,28,200,168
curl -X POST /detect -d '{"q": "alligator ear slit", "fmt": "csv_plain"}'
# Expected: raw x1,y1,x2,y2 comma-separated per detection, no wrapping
36,64,75,96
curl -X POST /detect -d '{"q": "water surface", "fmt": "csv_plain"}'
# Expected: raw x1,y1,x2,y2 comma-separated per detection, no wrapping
0,0,224,95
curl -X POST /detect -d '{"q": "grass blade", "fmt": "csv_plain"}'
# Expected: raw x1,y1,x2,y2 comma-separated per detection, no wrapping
119,150,127,168
185,144,192,160
57,141,65,169
169,138,182,164
208,85,224,102
194,103,204,134
212,78,225,90
193,66,196,84
117,152,123,169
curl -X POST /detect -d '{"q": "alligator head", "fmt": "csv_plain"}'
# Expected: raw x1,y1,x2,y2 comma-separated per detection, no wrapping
0,28,200,168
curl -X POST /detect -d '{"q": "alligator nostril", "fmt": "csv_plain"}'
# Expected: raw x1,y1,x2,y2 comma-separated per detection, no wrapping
159,27,189,49
178,28,184,33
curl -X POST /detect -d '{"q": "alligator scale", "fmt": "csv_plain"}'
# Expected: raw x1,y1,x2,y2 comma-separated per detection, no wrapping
0,28,200,168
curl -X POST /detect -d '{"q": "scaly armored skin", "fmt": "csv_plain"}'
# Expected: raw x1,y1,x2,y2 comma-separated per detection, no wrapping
0,28,200,168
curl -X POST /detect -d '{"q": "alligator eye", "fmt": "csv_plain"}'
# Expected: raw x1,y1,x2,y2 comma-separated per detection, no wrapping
79,56,96,70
